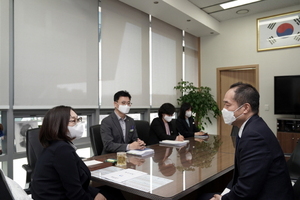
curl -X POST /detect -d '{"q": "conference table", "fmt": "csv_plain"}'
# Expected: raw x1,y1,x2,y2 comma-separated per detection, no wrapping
87,135,235,200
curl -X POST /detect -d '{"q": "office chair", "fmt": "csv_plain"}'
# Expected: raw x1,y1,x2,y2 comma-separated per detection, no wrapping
22,128,44,190
294,176,300,200
134,120,150,145
287,140,300,181
0,169,32,200
89,124,103,156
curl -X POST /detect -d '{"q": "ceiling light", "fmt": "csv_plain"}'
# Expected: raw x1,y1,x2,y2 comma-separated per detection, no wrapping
236,9,249,14
220,0,261,9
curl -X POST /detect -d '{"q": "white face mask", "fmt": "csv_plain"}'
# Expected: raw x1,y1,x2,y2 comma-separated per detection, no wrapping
68,123,84,139
163,115,173,122
185,111,192,118
118,105,130,114
221,104,245,125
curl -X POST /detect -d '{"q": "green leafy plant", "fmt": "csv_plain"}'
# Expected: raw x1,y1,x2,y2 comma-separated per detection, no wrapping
174,80,221,130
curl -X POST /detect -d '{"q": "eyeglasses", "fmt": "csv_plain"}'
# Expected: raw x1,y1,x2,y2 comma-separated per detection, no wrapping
116,101,132,106
69,117,82,124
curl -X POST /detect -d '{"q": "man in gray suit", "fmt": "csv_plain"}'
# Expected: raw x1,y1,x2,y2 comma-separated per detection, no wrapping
101,90,146,154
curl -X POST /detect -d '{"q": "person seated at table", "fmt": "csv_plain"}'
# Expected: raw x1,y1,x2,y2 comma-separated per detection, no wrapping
176,102,207,138
148,103,184,145
31,105,124,200
101,90,145,154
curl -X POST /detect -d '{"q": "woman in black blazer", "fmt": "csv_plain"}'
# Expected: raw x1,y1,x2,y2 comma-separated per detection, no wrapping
31,106,123,200
176,102,207,138
148,103,184,145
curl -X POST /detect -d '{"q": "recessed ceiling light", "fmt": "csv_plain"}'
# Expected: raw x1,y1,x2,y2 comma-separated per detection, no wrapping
236,9,249,14
220,0,261,9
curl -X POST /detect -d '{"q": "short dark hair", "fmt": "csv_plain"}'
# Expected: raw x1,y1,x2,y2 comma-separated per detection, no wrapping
114,90,131,102
230,82,260,114
178,102,192,119
158,103,175,118
39,105,73,147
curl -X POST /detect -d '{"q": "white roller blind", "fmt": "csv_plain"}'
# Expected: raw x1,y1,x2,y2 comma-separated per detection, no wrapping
151,17,182,108
14,0,99,109
185,32,199,86
101,0,149,108
0,0,9,109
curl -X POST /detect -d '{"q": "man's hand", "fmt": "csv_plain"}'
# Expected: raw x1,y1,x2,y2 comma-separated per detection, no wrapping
210,194,221,200
129,138,146,150
94,193,106,200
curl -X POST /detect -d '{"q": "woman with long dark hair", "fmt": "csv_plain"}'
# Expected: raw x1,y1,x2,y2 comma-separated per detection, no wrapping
176,102,207,138
31,105,124,200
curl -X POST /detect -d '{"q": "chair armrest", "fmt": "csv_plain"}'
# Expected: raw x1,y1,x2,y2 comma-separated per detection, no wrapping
22,164,33,174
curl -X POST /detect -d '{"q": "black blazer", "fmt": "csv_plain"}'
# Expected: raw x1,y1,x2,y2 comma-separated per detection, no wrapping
148,117,178,145
223,115,294,200
176,117,199,137
31,140,99,200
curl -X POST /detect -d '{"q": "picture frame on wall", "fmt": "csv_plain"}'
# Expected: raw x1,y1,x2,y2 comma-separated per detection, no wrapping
257,10,300,52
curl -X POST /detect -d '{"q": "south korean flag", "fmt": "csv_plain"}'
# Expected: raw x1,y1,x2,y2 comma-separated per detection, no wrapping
257,11,300,51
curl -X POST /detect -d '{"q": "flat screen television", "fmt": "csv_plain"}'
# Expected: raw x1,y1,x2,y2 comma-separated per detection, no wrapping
274,75,300,115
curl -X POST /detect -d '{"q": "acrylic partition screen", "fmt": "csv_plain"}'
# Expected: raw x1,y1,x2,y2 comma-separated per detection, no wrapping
14,0,99,109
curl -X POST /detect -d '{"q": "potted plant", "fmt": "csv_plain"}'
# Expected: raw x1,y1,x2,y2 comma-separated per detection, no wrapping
174,80,221,130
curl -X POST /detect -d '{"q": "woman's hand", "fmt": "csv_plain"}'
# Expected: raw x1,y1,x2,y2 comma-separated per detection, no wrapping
176,135,184,141
94,193,106,200
195,131,208,136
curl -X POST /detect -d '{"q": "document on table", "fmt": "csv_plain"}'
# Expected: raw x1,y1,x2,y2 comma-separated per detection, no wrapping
83,160,103,166
91,166,173,192
159,140,190,147
124,174,173,192
101,168,147,183
127,148,154,157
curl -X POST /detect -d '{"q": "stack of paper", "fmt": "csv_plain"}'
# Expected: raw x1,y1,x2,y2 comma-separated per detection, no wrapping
91,166,173,192
194,134,209,139
126,148,154,157
83,160,103,166
159,140,189,147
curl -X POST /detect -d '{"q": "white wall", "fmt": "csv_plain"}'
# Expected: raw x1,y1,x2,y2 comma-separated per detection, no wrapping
201,5,300,135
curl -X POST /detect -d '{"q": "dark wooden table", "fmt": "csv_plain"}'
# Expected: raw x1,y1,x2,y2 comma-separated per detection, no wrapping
87,135,235,200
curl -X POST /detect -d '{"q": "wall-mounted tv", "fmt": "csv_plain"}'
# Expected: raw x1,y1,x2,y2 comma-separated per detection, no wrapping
274,75,300,115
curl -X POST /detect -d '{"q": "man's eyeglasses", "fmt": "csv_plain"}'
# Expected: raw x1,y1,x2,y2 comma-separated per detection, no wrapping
69,117,82,124
116,101,132,106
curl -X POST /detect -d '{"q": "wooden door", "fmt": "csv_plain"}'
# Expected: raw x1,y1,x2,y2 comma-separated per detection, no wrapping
217,65,259,153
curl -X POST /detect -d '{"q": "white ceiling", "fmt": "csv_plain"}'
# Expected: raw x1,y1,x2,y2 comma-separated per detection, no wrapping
189,0,300,21
118,0,300,37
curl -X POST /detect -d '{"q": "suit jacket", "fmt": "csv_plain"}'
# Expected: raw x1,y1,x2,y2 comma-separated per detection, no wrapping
101,112,138,154
148,117,178,145
31,140,99,200
176,117,200,138
223,115,294,200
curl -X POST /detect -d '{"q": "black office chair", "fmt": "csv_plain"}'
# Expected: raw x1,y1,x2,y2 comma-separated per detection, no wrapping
0,169,14,200
89,124,103,156
287,141,300,181
134,120,150,145
22,128,44,190
294,176,300,200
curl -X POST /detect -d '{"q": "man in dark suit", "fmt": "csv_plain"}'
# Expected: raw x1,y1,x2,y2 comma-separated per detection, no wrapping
211,82,294,200
101,90,145,154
